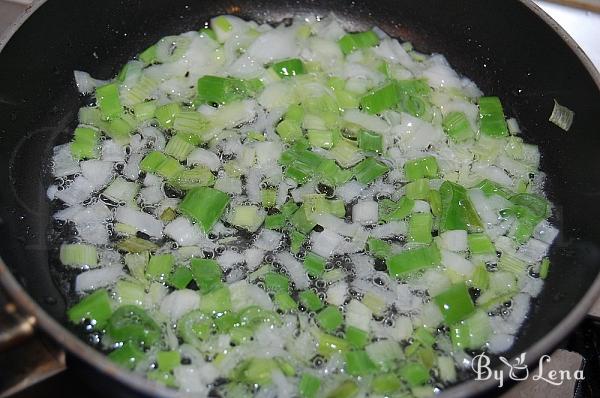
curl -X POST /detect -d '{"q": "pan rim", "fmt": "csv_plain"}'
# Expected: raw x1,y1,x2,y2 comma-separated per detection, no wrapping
0,0,599,396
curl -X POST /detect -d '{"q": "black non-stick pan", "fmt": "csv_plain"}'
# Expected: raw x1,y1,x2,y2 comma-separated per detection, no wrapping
1,0,600,397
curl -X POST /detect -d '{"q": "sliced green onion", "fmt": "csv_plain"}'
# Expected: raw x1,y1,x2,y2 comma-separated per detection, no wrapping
190,258,223,293
157,350,181,372
60,243,98,267
317,332,350,357
443,111,474,141
299,373,321,398
164,134,196,161
227,205,265,232
171,166,215,190
360,82,399,114
433,282,475,325
276,118,303,143
408,212,433,244
540,257,550,280
404,156,439,181
405,178,430,200
379,197,414,222
352,157,389,184
167,267,193,289
264,272,290,293
271,58,305,78
307,129,334,149
290,230,307,254
303,252,326,277
346,326,369,349
367,237,392,259
345,350,378,376
316,306,343,332
372,373,402,395
199,286,231,314
179,187,230,232
70,127,100,160
450,310,491,349
274,292,297,312
117,236,158,253
387,245,441,278
549,99,574,131
357,130,383,153
261,188,277,208
106,305,161,346
326,380,358,398
146,254,174,280
155,102,181,129
439,181,483,233
467,233,495,254
399,362,430,387
479,96,509,137
470,263,490,290
96,83,122,119
299,290,324,311
196,75,248,105
338,31,380,55
67,289,112,328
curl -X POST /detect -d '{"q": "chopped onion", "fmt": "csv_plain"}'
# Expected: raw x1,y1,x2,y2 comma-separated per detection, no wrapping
549,99,574,131
75,266,124,292
115,206,163,238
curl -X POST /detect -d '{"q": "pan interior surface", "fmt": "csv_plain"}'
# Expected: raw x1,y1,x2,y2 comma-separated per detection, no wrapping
0,0,599,396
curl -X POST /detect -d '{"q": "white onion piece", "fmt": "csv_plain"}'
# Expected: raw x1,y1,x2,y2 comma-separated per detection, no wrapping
422,55,462,89
187,148,221,170
370,221,408,239
101,140,126,162
274,252,310,290
440,249,474,277
345,299,372,332
335,181,365,203
254,229,283,251
229,280,273,311
55,176,94,205
533,220,559,245
352,200,378,225
243,248,265,271
73,70,107,94
517,239,549,263
52,144,80,177
164,217,204,246
122,153,143,181
412,200,431,213
173,366,210,396
81,160,114,189
309,229,343,258
140,126,166,150
214,176,242,195
316,213,360,237
160,289,200,321
246,27,299,64
487,334,515,354
326,281,347,306
115,206,163,238
343,109,390,134
75,266,124,292
217,250,245,270
140,185,164,205
143,173,162,187
438,230,468,252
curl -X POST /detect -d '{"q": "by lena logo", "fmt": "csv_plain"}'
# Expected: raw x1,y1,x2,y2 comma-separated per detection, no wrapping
472,352,584,388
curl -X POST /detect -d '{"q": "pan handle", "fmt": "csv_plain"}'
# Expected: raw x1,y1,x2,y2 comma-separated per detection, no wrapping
0,293,66,397
0,301,36,350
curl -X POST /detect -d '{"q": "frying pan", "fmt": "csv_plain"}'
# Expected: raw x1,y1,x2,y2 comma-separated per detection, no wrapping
1,0,600,397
